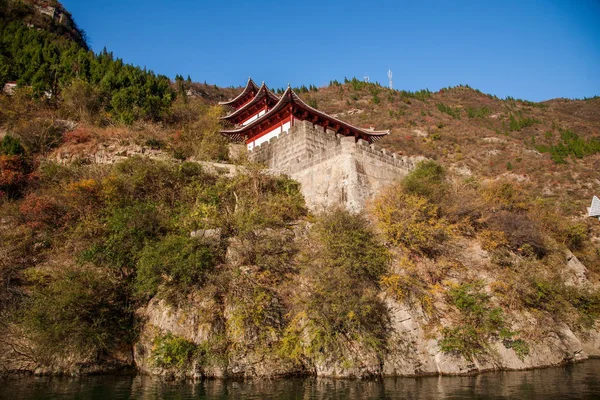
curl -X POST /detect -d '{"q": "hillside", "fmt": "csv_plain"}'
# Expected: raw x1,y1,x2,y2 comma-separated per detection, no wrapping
1,0,87,49
1,1,600,380
298,80,600,258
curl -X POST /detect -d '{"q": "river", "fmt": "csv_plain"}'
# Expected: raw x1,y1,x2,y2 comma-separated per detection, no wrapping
1,360,599,399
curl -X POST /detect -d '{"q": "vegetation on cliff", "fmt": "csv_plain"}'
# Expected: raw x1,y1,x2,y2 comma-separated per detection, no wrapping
0,0,599,378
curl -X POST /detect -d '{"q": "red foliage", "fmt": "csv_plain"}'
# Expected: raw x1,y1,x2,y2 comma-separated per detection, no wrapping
0,155,26,186
19,193,63,229
63,127,92,144
0,155,29,198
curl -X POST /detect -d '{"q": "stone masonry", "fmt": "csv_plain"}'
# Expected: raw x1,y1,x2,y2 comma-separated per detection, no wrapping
250,120,424,212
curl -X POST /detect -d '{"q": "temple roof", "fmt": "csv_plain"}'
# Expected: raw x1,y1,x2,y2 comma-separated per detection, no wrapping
221,87,389,143
218,77,259,108
220,82,280,124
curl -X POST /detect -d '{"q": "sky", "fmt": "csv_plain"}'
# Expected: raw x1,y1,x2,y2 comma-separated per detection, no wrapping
60,0,600,101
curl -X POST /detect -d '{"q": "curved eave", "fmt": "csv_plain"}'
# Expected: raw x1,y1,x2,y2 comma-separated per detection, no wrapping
220,83,280,122
288,90,390,141
221,87,390,143
218,77,259,106
221,88,294,135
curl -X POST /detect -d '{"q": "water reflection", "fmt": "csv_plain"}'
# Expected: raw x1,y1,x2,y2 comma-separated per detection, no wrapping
2,360,599,400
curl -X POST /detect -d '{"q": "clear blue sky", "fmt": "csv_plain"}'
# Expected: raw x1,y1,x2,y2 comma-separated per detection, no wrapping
61,0,600,101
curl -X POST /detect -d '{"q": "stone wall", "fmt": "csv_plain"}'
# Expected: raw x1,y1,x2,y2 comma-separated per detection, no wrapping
250,120,423,211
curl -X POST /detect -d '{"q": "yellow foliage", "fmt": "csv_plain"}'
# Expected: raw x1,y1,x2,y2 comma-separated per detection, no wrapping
371,184,454,256
66,178,100,196
479,229,509,251
481,180,529,211
380,273,408,302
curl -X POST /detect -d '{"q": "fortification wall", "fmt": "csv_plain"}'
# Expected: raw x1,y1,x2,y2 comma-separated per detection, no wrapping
249,120,422,211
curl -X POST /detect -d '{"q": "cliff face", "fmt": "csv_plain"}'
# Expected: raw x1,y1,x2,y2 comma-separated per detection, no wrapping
129,210,599,379
131,242,599,379
0,130,593,380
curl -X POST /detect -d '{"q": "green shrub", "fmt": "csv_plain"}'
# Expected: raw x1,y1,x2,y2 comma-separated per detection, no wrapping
311,209,389,280
226,172,306,235
287,209,390,359
504,339,530,360
81,202,169,273
439,326,482,357
509,114,539,131
437,103,461,119
520,276,563,313
535,128,600,164
0,135,25,156
152,333,197,369
466,106,491,118
440,282,522,359
135,235,219,300
401,89,431,102
565,287,600,328
21,267,132,359
401,160,447,201
565,223,588,250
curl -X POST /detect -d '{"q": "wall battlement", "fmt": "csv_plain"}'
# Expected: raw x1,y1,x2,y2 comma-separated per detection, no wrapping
250,120,423,211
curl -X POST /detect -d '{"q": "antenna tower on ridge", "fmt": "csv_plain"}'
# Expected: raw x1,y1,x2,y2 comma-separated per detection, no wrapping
387,67,393,90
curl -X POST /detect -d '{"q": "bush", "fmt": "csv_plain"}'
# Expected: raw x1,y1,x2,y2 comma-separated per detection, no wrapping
372,187,453,257
135,235,219,300
12,118,64,155
0,135,25,156
285,209,390,360
401,160,447,201
151,333,197,369
487,211,546,258
81,202,169,274
535,128,600,164
60,79,105,123
482,181,529,212
437,103,461,119
509,114,539,131
21,267,132,359
0,154,29,198
565,223,588,250
310,209,389,280
224,171,306,235
466,107,491,118
233,229,298,274
440,282,520,359
177,105,229,161
18,193,65,229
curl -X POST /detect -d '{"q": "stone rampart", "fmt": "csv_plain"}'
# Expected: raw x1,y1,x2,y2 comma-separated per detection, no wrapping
250,120,423,211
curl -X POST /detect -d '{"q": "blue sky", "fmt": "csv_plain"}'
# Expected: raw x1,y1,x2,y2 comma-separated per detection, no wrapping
61,0,600,101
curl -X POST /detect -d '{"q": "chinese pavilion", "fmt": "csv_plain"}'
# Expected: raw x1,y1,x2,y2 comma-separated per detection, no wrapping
220,78,389,150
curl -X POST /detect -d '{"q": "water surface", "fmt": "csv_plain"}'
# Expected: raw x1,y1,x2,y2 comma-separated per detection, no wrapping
2,359,599,399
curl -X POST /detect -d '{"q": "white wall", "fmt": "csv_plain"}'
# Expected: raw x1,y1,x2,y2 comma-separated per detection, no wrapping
247,120,291,150
242,109,267,126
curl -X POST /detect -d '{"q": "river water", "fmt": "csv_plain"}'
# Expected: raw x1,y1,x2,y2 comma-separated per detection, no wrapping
1,360,599,400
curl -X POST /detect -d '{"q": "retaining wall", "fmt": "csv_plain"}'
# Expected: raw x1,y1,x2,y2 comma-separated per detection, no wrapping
250,120,423,211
